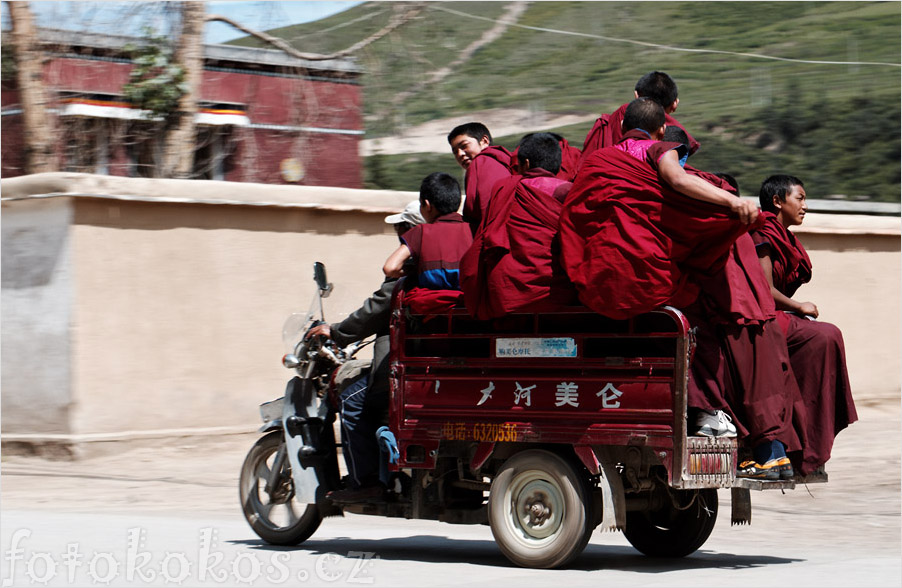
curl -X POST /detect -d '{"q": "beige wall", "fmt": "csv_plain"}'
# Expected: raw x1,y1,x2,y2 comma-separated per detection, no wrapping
2,173,899,447
68,199,402,434
795,231,900,398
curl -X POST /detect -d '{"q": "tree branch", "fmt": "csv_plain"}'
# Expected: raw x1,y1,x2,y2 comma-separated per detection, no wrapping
205,3,424,61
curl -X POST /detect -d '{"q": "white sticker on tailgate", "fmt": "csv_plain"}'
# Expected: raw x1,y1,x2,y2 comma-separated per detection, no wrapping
496,337,577,358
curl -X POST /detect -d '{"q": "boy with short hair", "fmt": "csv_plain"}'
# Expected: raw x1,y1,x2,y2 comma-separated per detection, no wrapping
510,131,583,182
579,71,700,167
750,174,857,476
460,132,577,319
447,122,512,234
383,172,473,290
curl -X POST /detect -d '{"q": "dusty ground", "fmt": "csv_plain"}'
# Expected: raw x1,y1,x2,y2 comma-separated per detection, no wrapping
1,396,899,588
2,396,899,534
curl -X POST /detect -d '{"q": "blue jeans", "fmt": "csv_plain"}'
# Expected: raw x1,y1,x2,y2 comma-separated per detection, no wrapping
338,373,387,488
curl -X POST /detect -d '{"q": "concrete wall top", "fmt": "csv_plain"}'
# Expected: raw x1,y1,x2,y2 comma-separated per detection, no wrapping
2,172,898,238
1,173,419,215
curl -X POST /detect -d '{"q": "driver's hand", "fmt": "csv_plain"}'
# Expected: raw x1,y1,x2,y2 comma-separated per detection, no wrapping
305,323,331,341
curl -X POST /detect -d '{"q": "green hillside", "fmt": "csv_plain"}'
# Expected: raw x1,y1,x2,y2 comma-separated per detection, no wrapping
232,1,901,201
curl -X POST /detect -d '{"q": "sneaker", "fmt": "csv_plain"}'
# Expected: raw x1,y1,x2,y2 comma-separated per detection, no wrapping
775,457,794,480
694,409,738,438
737,458,781,480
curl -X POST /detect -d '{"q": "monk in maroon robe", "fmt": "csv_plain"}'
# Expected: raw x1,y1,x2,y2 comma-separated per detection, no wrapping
751,174,857,475
447,122,512,234
511,133,583,183
683,230,806,462
561,100,758,320
563,98,801,477
579,71,699,169
460,133,578,320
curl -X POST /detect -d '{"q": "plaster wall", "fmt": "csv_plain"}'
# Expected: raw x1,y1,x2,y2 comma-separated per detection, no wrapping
1,198,73,433
68,199,398,434
1,173,898,444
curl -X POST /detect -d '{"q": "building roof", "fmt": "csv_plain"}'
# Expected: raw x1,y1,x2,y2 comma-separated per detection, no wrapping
37,27,363,76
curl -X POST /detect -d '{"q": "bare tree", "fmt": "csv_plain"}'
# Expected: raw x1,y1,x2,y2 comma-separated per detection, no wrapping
205,2,424,62
160,1,204,178
7,1,55,173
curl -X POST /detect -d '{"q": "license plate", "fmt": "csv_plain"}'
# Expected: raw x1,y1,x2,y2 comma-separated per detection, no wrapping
496,337,578,358
259,398,284,423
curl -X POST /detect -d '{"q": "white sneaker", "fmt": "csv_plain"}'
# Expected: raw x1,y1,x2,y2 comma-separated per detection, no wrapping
694,409,737,438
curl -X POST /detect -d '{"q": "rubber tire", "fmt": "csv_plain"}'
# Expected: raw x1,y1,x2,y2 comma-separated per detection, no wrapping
239,431,322,545
488,450,593,569
623,488,718,557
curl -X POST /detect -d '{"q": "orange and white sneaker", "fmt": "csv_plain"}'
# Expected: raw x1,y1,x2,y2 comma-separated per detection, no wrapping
737,458,782,480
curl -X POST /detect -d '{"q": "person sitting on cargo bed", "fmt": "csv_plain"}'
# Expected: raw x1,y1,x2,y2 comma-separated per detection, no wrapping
447,122,513,235
561,97,801,480
578,70,700,170
459,132,578,320
383,172,473,290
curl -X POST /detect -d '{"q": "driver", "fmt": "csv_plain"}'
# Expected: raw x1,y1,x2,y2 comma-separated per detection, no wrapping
305,200,424,503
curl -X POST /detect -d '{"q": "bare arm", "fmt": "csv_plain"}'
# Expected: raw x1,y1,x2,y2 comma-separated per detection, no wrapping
757,250,819,318
383,243,412,278
657,150,759,225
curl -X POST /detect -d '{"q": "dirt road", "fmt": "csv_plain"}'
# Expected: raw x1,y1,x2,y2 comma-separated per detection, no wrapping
1,398,899,586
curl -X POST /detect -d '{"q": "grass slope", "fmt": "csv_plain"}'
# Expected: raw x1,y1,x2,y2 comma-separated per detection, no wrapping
232,1,900,200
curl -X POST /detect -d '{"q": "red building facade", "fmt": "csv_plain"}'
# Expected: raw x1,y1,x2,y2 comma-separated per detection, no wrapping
1,29,364,188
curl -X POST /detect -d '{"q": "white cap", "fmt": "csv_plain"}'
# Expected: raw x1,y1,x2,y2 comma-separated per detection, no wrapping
384,200,425,226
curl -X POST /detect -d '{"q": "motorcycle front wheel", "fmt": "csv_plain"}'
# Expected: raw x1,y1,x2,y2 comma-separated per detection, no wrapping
239,431,322,545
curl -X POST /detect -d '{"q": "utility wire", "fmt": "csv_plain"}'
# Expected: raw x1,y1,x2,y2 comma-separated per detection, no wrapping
431,4,901,68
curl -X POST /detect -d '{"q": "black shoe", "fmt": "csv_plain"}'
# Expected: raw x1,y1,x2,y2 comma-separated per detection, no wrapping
326,484,386,504
776,457,794,480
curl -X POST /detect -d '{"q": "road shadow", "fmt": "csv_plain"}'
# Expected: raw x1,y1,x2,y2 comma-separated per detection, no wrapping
228,535,801,572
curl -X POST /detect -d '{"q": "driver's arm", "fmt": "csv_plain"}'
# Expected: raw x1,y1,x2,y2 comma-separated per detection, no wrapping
328,279,397,346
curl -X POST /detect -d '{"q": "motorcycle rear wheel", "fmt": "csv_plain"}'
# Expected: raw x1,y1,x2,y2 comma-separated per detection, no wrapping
240,431,322,545
622,487,718,557
488,449,593,568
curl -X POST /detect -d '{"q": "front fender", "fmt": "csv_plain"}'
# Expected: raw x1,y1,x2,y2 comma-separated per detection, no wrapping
259,419,282,433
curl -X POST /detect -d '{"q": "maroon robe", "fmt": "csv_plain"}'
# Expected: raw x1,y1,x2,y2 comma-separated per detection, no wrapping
752,211,812,297
578,102,700,169
561,136,800,454
560,135,756,320
510,137,583,183
403,286,464,317
751,212,857,474
463,145,513,234
460,169,578,320
682,234,804,455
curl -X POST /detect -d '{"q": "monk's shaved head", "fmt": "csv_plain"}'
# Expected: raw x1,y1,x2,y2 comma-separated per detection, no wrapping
622,98,665,134
516,132,562,175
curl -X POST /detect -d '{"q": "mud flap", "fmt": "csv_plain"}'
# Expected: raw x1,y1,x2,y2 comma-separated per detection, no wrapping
283,376,321,504
598,461,626,532
731,487,752,525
